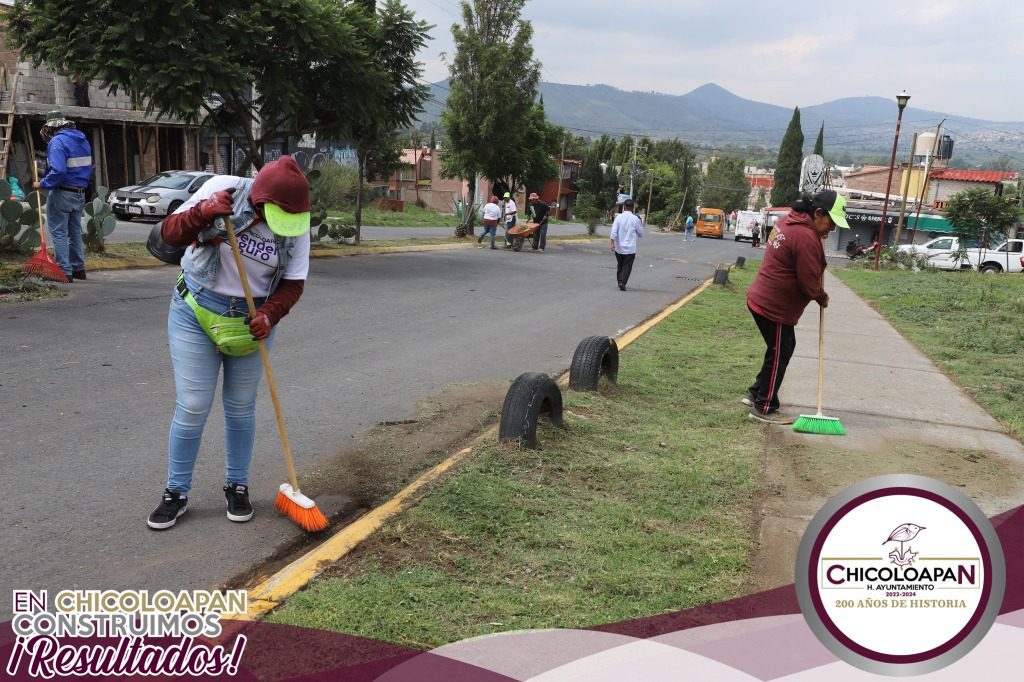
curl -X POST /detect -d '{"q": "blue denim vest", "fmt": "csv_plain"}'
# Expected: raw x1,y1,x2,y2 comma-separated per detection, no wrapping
180,177,297,293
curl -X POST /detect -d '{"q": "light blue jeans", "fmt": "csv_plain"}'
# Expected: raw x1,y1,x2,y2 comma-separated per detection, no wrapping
165,279,274,495
45,188,86,276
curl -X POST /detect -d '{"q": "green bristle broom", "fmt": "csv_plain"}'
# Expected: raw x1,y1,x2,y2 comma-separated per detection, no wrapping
793,306,846,436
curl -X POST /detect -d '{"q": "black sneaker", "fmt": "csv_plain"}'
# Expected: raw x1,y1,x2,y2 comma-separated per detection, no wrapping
748,408,795,425
741,390,755,407
224,483,253,522
148,489,188,530
72,270,87,280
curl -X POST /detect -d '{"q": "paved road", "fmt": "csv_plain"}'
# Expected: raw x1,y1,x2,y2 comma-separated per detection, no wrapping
103,218,608,243
0,233,752,615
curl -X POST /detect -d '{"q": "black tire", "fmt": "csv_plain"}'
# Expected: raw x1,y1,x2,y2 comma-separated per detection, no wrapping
713,267,729,285
513,236,523,252
979,263,1001,274
569,335,619,391
166,200,183,216
115,212,132,222
499,372,564,448
734,235,740,241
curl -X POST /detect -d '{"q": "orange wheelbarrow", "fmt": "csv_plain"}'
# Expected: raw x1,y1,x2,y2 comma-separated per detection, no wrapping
506,222,539,251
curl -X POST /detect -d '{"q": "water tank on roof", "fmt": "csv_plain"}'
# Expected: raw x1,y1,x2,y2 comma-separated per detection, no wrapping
937,135,954,160
914,132,936,157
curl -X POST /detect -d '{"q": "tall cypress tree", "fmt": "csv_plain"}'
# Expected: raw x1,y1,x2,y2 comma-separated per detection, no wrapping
813,123,824,156
771,107,804,206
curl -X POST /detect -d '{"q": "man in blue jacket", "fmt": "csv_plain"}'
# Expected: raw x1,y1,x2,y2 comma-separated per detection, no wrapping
34,111,93,281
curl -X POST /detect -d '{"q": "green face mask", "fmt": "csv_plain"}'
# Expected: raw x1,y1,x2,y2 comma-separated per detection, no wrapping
181,292,259,357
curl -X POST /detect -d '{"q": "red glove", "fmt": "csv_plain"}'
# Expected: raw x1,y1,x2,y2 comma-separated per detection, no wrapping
198,188,235,223
246,311,272,340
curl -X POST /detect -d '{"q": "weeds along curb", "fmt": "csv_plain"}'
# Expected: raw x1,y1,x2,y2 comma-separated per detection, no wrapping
234,270,722,620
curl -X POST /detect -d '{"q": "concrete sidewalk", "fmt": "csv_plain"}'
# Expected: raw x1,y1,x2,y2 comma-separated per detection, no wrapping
782,271,1024,468
751,269,1024,589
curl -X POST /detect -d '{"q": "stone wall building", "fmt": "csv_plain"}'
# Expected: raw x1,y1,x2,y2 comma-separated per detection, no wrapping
1,1,201,189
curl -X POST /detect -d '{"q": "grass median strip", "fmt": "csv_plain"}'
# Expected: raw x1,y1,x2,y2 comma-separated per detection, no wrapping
834,268,1024,440
268,267,768,647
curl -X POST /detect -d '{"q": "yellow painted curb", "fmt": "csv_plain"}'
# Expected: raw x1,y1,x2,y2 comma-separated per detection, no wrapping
234,268,726,620
235,438,488,620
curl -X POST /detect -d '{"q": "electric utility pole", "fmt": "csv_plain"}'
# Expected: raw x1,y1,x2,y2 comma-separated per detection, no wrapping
629,136,646,199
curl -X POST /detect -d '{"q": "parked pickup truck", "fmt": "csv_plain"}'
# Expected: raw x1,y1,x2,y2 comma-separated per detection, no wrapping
963,239,1024,274
897,236,974,271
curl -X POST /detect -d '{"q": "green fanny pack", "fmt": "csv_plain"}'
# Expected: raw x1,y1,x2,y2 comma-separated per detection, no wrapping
177,275,259,357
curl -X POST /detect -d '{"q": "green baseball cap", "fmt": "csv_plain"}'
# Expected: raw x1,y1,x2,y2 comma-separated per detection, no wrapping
813,190,849,229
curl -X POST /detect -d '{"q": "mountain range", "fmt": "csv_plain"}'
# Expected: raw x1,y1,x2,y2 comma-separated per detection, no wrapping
420,82,1024,166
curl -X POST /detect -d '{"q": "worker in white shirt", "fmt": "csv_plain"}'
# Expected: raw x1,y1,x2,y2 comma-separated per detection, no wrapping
502,191,518,248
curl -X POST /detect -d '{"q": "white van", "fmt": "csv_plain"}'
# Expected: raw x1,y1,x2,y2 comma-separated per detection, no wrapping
734,211,761,242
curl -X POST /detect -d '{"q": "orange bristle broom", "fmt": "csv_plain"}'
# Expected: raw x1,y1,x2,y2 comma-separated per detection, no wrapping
222,216,328,532
22,161,70,283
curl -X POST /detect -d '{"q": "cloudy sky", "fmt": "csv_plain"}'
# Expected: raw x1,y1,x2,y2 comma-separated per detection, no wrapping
401,0,1023,123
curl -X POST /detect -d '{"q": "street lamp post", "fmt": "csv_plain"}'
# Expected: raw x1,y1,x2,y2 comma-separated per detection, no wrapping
874,90,911,271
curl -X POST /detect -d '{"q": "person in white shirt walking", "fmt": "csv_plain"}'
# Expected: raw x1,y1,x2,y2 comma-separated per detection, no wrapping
609,198,644,291
479,195,501,249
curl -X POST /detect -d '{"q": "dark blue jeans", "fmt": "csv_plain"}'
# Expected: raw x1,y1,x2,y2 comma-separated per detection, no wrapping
45,188,86,276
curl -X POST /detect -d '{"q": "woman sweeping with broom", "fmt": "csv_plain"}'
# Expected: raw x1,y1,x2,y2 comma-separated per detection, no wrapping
743,189,847,427
147,155,320,530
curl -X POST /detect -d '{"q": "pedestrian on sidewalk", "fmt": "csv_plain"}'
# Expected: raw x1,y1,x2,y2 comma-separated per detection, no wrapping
750,220,761,248
744,189,848,424
528,192,550,252
479,195,500,249
147,155,312,530
684,214,695,241
34,110,93,282
610,198,644,291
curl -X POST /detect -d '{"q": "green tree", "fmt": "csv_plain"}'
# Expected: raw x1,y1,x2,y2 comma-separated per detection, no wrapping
7,0,380,174
755,187,767,210
441,0,541,233
771,107,804,206
509,101,560,198
347,0,432,241
945,188,1021,251
701,157,749,213
575,135,620,226
813,123,824,157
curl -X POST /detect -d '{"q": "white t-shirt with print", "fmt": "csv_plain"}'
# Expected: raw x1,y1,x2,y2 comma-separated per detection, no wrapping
482,202,500,221
174,174,311,298
212,221,310,298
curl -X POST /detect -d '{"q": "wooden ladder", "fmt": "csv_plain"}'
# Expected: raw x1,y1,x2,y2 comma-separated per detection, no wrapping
0,65,18,179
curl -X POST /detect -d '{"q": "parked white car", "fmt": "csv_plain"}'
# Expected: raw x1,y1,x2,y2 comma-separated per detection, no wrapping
110,170,213,221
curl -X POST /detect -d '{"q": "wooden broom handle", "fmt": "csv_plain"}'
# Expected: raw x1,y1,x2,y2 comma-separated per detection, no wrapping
817,305,825,415
222,216,301,492
25,120,48,249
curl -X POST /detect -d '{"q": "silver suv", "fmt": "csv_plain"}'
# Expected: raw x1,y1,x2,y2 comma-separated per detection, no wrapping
110,170,213,221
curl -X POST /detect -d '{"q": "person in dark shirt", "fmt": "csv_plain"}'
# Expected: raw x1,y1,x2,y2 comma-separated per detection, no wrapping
744,190,848,424
528,192,550,252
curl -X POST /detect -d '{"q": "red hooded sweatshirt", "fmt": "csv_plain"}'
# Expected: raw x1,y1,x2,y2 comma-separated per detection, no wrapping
746,211,827,326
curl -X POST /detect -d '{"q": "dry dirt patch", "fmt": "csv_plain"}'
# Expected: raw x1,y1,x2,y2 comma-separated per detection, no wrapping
229,381,507,587
746,430,1020,595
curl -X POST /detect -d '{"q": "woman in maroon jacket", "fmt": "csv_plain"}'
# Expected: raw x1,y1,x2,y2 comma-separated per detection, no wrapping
744,190,848,423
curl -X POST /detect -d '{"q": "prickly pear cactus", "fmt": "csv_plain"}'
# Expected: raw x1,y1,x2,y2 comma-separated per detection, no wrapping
84,186,116,253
